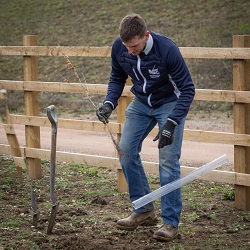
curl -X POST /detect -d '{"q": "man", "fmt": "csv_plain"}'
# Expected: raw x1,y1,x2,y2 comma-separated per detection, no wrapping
96,13,195,241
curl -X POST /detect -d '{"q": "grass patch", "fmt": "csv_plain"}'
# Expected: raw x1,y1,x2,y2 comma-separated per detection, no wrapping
1,216,23,228
0,0,249,118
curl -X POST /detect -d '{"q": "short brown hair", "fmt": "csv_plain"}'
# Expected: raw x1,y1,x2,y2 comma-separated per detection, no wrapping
119,13,147,42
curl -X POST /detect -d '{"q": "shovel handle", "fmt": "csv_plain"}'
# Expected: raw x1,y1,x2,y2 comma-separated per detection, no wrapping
47,105,58,134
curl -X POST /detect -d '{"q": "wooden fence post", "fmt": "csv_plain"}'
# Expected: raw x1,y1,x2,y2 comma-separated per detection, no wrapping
23,35,42,180
116,78,133,192
233,35,250,210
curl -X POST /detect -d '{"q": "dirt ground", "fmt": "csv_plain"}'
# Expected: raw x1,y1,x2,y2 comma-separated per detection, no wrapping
1,112,250,249
0,156,250,250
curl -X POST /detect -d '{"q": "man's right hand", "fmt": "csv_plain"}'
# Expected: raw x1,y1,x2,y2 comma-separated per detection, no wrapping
96,103,113,124
153,119,176,149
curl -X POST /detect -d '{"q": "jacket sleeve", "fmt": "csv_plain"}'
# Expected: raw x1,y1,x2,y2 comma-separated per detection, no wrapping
104,40,128,109
166,44,195,124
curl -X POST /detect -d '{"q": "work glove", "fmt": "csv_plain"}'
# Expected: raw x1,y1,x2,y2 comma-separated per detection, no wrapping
153,119,176,149
96,103,113,124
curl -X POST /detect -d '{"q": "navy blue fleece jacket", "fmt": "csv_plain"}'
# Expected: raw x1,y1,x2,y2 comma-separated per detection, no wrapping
104,31,195,124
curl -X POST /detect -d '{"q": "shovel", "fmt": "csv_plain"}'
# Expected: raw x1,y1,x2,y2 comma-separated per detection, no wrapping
46,105,59,234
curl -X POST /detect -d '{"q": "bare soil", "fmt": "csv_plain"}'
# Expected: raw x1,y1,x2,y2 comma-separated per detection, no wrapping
0,156,250,250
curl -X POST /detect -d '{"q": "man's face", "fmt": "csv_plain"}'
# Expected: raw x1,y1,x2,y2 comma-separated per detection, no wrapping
123,31,150,56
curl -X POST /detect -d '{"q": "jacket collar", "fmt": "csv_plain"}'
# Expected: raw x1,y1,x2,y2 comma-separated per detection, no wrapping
143,33,153,55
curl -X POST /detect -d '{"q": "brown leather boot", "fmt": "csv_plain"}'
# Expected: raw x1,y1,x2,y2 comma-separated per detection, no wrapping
117,211,157,231
153,224,179,241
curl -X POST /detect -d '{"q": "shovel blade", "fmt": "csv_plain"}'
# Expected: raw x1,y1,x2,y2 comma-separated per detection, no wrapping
47,203,59,234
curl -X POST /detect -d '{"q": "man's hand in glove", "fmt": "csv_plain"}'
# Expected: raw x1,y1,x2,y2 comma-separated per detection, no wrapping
96,103,113,124
153,119,176,149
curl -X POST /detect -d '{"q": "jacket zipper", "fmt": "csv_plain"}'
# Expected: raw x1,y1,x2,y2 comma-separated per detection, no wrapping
137,56,152,107
137,56,147,94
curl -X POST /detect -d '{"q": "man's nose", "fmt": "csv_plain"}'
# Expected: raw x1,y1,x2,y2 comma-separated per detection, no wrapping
127,48,134,54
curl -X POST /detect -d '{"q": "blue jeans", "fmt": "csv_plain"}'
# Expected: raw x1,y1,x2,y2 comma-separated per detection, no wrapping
119,97,185,228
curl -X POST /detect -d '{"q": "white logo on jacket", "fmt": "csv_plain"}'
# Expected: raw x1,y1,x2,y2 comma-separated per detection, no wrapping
148,65,160,78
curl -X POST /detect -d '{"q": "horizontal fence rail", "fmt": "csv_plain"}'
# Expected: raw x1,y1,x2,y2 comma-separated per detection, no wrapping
1,46,250,59
1,80,250,103
7,114,250,146
0,144,250,187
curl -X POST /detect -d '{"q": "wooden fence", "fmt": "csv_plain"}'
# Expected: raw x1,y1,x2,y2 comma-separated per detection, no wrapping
0,35,250,211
